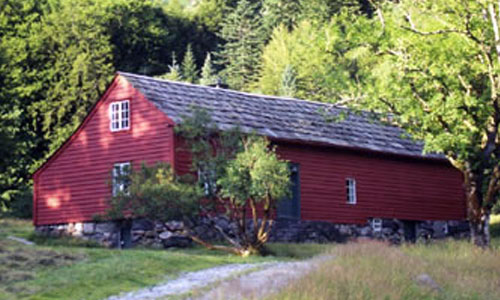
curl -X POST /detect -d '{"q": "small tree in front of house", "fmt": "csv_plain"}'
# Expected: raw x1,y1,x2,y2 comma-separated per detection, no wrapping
176,108,291,256
217,137,291,254
105,108,290,256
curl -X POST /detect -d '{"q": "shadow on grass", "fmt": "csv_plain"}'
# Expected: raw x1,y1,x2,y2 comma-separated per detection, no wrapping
28,233,103,248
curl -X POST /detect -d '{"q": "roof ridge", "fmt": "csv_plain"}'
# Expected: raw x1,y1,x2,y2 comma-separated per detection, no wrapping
117,71,349,110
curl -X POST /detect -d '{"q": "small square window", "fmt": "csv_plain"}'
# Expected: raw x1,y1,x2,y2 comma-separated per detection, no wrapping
346,178,357,205
371,218,382,232
109,100,130,131
113,162,131,196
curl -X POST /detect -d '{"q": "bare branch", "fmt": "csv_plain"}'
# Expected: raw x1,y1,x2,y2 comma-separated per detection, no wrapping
488,3,500,64
403,12,466,36
369,0,385,33
458,74,472,97
336,94,366,106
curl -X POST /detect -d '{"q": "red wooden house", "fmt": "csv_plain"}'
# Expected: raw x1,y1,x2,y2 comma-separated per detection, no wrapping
33,72,467,243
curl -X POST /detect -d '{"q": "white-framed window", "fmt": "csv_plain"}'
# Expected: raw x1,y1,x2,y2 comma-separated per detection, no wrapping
371,218,382,232
109,100,130,131
112,162,131,196
346,178,357,204
198,167,217,197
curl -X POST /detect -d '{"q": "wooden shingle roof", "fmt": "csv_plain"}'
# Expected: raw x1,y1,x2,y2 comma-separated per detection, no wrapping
120,72,442,160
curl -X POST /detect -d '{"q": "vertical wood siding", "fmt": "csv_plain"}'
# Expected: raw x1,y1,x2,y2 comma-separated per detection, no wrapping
34,76,175,225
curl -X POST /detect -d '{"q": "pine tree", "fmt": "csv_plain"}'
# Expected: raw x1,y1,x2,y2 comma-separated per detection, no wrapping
200,53,217,86
159,52,182,81
217,0,265,91
182,44,198,83
279,64,297,97
262,0,302,32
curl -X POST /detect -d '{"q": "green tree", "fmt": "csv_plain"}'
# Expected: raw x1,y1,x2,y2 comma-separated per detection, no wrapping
200,53,217,86
346,0,500,246
0,0,49,212
299,0,363,24
159,52,182,81
182,44,199,83
217,137,291,255
261,0,302,32
217,0,265,90
106,0,219,76
261,0,371,34
0,0,114,212
191,0,238,32
255,13,367,102
176,108,291,256
104,162,201,230
0,45,24,211
279,64,297,97
27,0,114,156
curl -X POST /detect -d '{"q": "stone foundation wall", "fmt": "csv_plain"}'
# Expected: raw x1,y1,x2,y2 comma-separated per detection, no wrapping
35,217,470,248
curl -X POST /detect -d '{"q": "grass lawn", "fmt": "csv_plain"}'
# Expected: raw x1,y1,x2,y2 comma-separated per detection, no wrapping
3,217,500,300
0,218,326,300
268,216,500,300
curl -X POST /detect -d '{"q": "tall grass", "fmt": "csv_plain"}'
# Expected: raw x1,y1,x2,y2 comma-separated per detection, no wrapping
270,240,500,300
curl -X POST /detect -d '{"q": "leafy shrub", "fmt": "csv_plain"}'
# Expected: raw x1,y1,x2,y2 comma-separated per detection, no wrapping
2,187,32,219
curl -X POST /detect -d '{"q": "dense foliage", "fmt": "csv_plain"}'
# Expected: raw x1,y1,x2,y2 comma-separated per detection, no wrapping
325,0,500,246
103,162,201,225
175,108,291,255
105,109,290,256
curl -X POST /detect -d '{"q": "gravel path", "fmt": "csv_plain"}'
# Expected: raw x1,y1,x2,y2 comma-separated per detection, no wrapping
107,255,333,300
106,262,277,300
191,255,333,300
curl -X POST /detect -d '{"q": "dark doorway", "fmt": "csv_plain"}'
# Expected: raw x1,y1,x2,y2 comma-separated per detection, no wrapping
119,220,132,249
277,163,300,220
402,220,417,243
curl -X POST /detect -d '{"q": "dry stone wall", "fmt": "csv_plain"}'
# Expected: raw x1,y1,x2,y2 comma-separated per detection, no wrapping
35,217,470,248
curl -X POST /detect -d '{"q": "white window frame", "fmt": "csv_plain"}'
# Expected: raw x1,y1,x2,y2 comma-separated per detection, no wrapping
346,178,357,205
112,162,131,196
198,167,217,196
109,100,130,132
371,218,382,232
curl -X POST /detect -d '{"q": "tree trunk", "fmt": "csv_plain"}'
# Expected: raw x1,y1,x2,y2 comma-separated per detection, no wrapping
469,212,490,247
463,169,493,247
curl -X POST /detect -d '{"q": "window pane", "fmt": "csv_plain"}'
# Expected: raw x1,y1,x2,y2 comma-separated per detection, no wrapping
110,101,130,131
346,178,356,204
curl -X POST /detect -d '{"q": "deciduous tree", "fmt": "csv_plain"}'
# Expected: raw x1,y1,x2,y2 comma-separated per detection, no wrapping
349,0,500,246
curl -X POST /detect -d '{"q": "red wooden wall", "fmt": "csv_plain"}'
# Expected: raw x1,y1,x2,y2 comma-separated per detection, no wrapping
33,76,175,225
274,142,466,223
173,139,465,224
